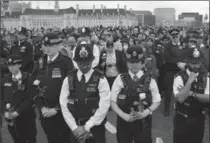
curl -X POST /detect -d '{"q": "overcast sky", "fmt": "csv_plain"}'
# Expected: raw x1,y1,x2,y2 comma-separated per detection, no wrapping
22,1,209,21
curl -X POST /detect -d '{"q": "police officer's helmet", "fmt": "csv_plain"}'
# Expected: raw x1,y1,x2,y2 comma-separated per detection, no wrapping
6,55,22,65
74,41,94,62
125,45,145,63
186,48,204,64
43,32,62,46
169,29,180,36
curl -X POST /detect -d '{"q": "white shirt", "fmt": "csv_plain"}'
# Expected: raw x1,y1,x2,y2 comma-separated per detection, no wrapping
111,70,161,103
12,71,22,81
173,69,209,97
47,53,59,62
105,51,119,77
59,69,111,132
72,44,100,68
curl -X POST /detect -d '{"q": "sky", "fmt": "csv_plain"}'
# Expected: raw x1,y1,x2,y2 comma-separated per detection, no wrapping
21,1,209,21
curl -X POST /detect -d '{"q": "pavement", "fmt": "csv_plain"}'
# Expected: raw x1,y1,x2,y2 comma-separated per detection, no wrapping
1,101,209,143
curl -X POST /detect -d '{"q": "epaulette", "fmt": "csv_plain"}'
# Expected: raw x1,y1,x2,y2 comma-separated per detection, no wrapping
174,71,183,78
67,68,78,75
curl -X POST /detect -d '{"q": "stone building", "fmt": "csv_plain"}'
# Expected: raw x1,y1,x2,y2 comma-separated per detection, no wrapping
1,1,138,30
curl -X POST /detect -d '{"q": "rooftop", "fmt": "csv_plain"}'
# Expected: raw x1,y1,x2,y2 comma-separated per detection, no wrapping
133,10,152,15
1,7,136,18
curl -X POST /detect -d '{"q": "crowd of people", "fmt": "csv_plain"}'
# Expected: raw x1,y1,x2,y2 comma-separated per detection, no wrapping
0,24,209,143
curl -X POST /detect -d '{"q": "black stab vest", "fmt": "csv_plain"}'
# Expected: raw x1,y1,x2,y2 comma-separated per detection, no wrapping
117,72,153,114
67,69,102,121
175,71,207,117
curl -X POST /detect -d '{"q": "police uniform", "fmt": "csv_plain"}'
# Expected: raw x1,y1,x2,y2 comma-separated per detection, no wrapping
2,55,37,143
173,48,209,143
11,27,34,73
111,46,161,143
60,43,110,143
162,29,184,116
34,33,74,143
153,41,165,93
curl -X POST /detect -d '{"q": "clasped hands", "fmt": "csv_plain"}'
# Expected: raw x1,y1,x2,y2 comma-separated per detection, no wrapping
73,126,93,143
122,108,150,122
41,107,58,118
4,111,19,122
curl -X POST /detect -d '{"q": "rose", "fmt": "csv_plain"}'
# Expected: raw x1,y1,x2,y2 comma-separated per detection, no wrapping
6,103,11,109
139,93,146,100
33,79,40,86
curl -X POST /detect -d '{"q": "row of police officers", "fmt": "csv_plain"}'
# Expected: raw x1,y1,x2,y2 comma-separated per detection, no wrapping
1,31,209,143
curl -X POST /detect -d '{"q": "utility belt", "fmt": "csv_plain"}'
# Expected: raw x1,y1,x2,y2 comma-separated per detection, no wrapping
175,109,204,118
175,102,205,118
67,96,99,120
118,114,152,131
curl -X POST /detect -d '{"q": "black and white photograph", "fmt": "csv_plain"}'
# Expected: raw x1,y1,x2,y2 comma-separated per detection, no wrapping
0,1,209,143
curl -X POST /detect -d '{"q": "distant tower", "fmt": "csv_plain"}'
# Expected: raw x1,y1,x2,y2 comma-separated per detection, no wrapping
54,0,59,12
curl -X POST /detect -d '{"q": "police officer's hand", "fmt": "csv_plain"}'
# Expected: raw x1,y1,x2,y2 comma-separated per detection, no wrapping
122,112,138,122
4,112,13,120
11,111,19,118
41,107,48,115
177,62,186,71
73,126,87,140
187,72,198,84
43,108,58,118
133,109,150,120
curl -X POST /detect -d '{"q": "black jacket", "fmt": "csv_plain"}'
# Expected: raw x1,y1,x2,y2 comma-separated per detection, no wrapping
11,40,34,73
2,72,36,119
34,53,74,111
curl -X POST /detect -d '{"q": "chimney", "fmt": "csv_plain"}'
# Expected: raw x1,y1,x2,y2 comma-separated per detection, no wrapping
104,6,106,9
129,8,132,13
117,4,119,13
124,5,127,10
93,4,95,13
76,4,79,15
101,4,103,13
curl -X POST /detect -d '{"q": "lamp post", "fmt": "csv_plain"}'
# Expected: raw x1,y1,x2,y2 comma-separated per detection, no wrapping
204,14,208,27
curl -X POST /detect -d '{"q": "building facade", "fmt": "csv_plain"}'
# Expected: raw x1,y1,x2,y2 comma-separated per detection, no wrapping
1,2,138,30
133,10,155,26
153,8,176,25
177,12,203,27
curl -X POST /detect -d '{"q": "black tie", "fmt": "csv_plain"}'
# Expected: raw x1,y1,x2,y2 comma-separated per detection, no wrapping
133,74,139,82
80,74,86,90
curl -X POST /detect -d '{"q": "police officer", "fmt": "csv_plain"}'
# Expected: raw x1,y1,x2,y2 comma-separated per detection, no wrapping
59,41,110,143
11,27,34,73
173,47,209,143
2,55,37,143
111,45,161,143
163,28,183,116
33,32,74,143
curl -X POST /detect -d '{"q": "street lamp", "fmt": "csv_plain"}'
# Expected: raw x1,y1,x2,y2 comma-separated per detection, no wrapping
204,14,208,27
